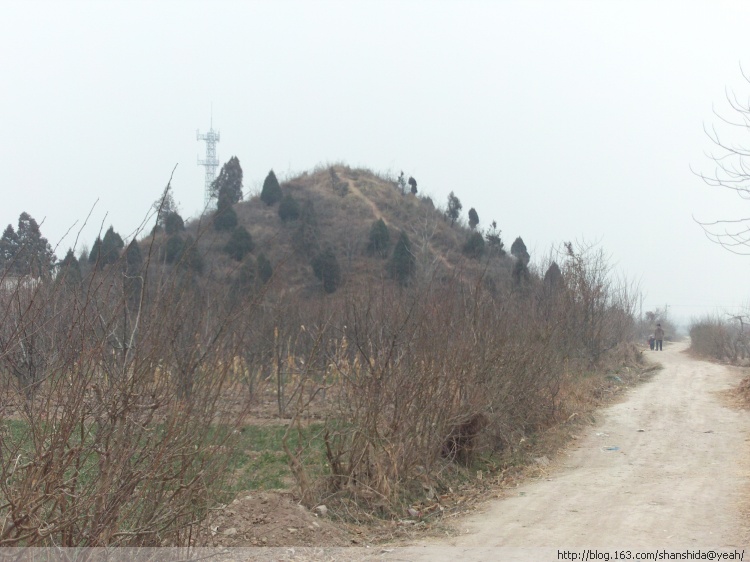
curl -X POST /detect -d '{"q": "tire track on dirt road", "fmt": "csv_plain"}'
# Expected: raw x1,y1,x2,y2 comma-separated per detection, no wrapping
391,340,750,559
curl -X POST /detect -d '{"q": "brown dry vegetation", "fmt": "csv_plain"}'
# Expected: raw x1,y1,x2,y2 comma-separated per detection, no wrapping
0,242,249,546
0,165,643,547
689,314,750,365
689,315,750,412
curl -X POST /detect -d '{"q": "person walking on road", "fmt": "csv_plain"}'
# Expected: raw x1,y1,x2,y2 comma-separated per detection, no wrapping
654,323,665,351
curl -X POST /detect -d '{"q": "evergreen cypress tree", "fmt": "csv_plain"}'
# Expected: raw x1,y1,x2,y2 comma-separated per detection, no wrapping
78,245,89,264
88,237,102,266
179,236,204,275
101,227,124,266
210,156,243,204
468,208,479,230
57,248,82,286
164,212,185,235
292,202,319,255
510,236,530,263
367,218,390,258
260,170,283,206
388,231,416,285
446,192,462,225
408,176,418,195
213,195,238,231
125,239,142,272
396,171,407,195
257,252,273,284
90,226,123,269
312,247,341,293
462,232,485,259
0,225,19,272
512,258,531,291
124,240,143,329
152,186,180,233
165,236,185,264
544,261,563,290
15,212,55,277
485,221,505,256
231,257,257,301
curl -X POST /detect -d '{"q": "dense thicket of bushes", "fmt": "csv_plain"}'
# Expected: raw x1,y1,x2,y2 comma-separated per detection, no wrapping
0,223,250,547
278,241,637,512
689,315,748,362
0,167,642,541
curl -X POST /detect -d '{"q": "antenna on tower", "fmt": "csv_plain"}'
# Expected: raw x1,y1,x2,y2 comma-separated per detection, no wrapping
197,110,220,207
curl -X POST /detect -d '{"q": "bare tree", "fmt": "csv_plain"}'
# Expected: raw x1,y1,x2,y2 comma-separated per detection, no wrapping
693,67,750,253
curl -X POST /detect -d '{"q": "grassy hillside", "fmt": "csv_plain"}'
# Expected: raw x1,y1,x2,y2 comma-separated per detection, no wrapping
173,164,514,297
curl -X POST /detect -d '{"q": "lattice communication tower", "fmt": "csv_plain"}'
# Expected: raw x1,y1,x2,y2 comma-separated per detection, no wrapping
197,119,220,207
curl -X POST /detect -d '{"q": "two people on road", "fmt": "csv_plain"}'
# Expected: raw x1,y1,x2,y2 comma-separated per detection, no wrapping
654,323,665,351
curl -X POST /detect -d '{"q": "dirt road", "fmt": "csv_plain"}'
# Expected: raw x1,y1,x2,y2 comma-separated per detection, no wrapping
381,340,750,560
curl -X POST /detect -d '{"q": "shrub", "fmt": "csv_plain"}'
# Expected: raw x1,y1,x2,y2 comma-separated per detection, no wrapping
543,261,563,292
179,235,204,275
213,201,238,231
165,235,185,264
366,218,390,258
231,256,257,299
257,252,273,284
689,315,743,361
224,226,255,261
462,231,485,259
485,221,505,256
311,247,342,293
396,171,407,194
278,194,301,222
292,202,320,255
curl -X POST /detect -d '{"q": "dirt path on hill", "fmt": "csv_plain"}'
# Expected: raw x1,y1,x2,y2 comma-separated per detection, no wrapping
340,175,457,276
340,177,384,222
380,340,750,560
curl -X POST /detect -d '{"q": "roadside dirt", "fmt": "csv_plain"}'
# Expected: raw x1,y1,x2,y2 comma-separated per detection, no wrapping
198,491,353,549
395,340,750,556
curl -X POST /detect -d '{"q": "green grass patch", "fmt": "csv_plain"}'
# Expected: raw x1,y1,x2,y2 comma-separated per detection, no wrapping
4,419,27,442
1,418,328,494
227,422,327,491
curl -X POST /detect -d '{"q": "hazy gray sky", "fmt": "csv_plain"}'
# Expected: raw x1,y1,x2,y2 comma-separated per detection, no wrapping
2,0,750,326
